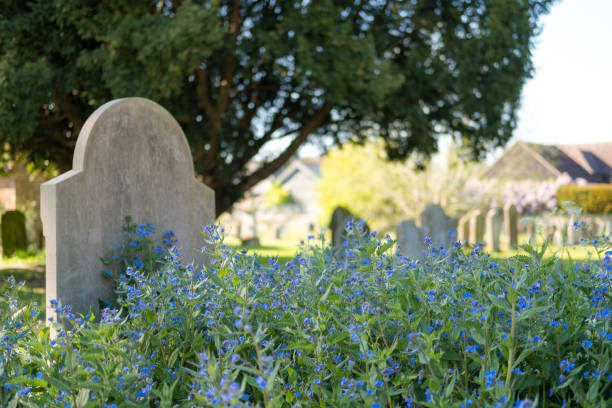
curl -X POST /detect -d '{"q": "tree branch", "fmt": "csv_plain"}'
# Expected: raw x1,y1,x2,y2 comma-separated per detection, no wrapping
205,0,242,165
236,102,331,195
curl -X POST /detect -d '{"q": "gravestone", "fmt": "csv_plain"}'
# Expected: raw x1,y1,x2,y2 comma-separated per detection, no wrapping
41,98,215,320
525,219,536,244
419,204,457,248
1,210,27,257
552,224,564,246
330,206,352,247
503,203,518,249
329,206,369,247
566,215,576,245
457,213,471,245
468,210,485,246
485,208,502,252
396,219,423,258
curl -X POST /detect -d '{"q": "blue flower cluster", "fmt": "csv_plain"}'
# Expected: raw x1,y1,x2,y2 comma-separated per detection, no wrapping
0,219,610,407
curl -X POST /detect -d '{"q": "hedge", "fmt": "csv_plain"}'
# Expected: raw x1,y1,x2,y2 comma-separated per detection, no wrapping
556,184,612,214
1,210,27,257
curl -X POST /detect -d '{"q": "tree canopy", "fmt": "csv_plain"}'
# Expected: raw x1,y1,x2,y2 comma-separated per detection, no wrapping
0,0,553,215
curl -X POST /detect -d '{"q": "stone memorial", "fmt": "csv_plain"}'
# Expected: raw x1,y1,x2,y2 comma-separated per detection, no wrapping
566,215,576,245
457,213,471,245
503,203,518,249
330,206,352,247
1,210,27,257
41,98,215,320
396,219,423,258
419,204,457,248
468,210,485,246
485,208,502,252
329,206,369,247
552,224,564,246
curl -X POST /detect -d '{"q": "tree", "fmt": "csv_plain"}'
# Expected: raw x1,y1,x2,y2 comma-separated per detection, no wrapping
318,140,481,232
0,0,554,216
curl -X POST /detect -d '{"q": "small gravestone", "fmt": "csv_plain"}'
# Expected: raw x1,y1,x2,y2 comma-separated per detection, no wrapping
41,98,215,320
485,208,502,252
468,210,485,246
329,206,369,247
419,204,457,248
525,219,536,244
457,213,471,245
566,215,576,245
503,203,518,249
396,219,423,258
1,210,27,257
552,223,564,246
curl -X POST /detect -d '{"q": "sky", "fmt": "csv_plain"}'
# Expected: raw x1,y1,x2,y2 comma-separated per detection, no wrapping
512,0,612,146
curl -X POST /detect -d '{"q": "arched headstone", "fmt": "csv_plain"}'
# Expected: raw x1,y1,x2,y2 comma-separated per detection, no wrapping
419,204,457,248
41,98,215,319
485,208,502,252
330,206,353,247
457,213,471,245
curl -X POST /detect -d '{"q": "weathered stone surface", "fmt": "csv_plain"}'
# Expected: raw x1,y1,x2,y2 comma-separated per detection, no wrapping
503,203,518,249
41,98,215,319
396,219,422,258
419,204,457,248
485,208,502,252
468,210,485,246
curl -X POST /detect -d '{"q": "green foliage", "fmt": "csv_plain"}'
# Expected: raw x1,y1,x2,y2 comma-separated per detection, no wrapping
556,184,612,214
318,141,481,231
0,0,554,214
1,210,27,257
263,183,293,209
1,218,611,406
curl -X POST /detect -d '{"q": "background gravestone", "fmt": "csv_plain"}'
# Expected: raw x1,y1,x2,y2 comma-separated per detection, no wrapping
485,208,502,252
566,215,576,245
330,206,352,247
396,219,423,259
457,213,471,245
419,204,457,248
1,210,27,257
503,203,518,249
468,210,485,246
329,206,369,247
41,98,215,320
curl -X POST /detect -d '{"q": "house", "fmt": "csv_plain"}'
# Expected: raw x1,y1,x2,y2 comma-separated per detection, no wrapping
481,141,612,183
220,158,323,241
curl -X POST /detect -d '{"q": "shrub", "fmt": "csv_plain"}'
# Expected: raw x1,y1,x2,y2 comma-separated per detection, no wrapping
1,221,611,407
556,184,612,214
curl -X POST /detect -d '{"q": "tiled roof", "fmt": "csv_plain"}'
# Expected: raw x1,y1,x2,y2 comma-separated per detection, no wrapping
483,142,612,182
